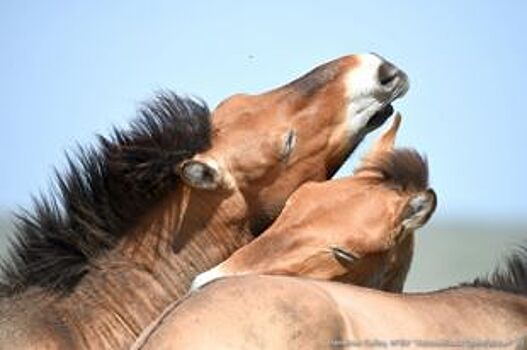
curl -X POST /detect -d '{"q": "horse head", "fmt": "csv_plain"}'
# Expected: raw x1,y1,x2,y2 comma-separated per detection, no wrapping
192,114,436,292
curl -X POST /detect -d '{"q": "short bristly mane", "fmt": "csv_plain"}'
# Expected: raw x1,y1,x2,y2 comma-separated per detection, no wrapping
463,244,527,296
0,91,211,295
356,148,429,192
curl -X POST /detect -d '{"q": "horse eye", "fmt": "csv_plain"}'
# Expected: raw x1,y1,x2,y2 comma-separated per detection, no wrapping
280,130,297,160
331,246,360,264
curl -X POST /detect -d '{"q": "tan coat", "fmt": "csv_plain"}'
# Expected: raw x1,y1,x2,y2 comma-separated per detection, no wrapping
134,275,527,350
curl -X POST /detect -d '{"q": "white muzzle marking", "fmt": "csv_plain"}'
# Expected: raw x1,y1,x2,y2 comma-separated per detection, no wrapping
344,53,407,135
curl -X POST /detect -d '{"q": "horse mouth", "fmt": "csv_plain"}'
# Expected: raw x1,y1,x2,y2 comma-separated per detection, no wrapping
366,104,394,131
365,69,409,132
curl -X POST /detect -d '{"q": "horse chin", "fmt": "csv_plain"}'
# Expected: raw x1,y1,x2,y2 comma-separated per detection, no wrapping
365,104,395,132
327,104,396,178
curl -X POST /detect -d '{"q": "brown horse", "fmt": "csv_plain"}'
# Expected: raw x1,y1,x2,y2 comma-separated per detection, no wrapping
131,119,440,350
0,54,409,349
134,253,527,350
191,115,436,293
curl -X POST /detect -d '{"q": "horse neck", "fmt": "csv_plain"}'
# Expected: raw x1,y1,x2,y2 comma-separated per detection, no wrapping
54,186,254,349
380,232,415,292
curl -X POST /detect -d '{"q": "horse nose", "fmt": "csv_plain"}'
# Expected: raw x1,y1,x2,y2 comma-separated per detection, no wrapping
378,61,400,86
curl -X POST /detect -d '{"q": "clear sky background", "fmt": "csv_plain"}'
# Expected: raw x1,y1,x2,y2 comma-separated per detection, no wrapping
1,1,526,222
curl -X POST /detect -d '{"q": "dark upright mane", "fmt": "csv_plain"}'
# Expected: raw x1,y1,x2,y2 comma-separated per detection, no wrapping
463,244,527,296
0,92,211,295
356,148,429,192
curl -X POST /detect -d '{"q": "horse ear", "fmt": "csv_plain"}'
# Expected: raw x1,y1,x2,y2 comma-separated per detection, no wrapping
369,112,402,156
177,156,227,190
402,189,437,230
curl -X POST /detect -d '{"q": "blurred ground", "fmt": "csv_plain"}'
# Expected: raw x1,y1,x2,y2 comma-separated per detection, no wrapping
0,213,525,291
405,220,526,291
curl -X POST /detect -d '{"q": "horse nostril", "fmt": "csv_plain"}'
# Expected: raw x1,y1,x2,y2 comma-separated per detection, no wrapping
378,62,399,86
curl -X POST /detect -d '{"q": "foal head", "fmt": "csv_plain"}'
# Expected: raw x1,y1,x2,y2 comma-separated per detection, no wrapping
192,115,436,291
178,53,409,232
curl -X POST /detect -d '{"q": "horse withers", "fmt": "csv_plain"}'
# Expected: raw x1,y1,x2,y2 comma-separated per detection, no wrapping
0,54,408,349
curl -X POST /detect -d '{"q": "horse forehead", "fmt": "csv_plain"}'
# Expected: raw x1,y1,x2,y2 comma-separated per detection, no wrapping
330,188,403,237
213,93,279,120
211,100,286,142
358,188,406,220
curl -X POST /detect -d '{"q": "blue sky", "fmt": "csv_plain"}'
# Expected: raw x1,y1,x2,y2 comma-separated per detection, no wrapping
1,1,526,221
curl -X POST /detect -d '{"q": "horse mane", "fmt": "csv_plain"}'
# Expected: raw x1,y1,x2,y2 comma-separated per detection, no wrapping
463,244,527,296
355,148,429,192
0,91,211,295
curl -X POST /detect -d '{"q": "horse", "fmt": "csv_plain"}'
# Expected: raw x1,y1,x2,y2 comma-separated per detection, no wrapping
133,243,527,350
191,114,436,293
0,53,409,349
133,259,527,350
130,116,440,350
